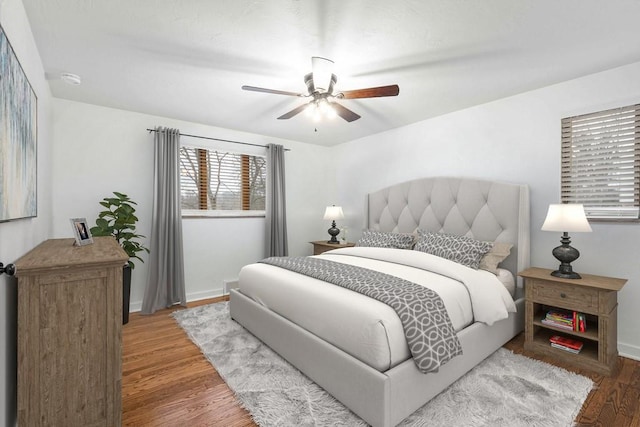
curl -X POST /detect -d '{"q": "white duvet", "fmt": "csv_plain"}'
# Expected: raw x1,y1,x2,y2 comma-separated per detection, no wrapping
238,247,516,372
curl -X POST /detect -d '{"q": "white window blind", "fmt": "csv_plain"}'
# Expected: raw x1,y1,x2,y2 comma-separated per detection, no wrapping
179,146,266,216
561,103,640,220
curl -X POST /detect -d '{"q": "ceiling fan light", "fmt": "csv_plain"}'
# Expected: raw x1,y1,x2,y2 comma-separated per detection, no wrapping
326,104,337,119
305,102,316,117
318,99,330,113
311,56,334,93
313,107,322,122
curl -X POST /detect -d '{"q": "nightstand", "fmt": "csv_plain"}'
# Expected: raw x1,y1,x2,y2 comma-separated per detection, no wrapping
519,267,627,376
310,240,355,255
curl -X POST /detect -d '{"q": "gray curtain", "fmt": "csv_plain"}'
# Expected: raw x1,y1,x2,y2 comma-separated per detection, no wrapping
142,127,186,314
265,143,288,257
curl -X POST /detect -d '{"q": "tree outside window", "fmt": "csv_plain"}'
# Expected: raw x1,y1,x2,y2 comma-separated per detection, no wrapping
180,146,265,215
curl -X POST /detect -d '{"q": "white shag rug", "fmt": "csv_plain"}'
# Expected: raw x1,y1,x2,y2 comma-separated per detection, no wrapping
173,302,593,427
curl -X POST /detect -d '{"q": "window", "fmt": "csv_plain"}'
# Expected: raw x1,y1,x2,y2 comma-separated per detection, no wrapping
561,103,640,221
180,146,266,217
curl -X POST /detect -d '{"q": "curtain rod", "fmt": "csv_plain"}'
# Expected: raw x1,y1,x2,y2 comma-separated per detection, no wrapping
146,128,290,151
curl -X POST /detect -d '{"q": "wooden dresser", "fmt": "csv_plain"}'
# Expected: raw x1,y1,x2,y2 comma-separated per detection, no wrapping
14,237,129,427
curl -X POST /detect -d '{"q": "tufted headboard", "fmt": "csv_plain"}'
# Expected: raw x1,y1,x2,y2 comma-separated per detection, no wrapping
367,177,530,282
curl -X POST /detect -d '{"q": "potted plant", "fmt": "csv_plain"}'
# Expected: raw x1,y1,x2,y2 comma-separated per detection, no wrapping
90,192,149,324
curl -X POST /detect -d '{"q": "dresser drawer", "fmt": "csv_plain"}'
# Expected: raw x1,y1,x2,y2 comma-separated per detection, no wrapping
531,280,599,312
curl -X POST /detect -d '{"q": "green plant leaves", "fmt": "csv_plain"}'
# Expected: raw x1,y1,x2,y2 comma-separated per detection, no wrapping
91,192,150,269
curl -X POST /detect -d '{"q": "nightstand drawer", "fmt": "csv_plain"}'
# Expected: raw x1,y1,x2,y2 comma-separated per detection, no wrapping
532,280,599,312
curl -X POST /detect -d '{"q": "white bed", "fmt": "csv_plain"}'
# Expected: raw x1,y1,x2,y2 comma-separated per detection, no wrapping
230,177,530,427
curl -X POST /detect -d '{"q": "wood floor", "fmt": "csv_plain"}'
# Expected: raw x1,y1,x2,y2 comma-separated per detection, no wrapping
123,297,640,426
504,336,640,427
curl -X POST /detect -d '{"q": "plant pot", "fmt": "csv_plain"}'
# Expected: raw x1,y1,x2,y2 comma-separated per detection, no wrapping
123,265,132,325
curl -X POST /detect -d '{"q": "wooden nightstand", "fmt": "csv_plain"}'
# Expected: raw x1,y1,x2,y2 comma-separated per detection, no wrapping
519,267,627,376
310,240,355,255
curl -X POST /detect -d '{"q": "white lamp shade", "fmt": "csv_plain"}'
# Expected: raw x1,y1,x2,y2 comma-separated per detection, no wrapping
323,205,344,221
541,204,592,232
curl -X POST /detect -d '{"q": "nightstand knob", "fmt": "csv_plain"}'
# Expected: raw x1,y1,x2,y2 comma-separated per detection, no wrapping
560,293,567,298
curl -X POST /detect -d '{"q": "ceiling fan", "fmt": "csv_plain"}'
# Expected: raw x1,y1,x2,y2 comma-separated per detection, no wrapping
242,57,399,122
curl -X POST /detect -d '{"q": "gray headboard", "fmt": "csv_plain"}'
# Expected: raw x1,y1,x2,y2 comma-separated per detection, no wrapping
367,177,530,281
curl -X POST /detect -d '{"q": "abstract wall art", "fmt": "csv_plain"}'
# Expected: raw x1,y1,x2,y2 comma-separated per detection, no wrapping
0,23,37,221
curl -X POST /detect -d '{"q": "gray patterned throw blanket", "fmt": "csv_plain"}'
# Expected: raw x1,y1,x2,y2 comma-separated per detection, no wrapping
260,256,462,373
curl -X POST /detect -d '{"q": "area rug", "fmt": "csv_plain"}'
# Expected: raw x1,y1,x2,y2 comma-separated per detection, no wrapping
173,302,593,427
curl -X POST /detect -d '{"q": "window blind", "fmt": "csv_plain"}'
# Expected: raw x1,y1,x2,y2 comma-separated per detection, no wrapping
561,103,640,220
179,146,266,213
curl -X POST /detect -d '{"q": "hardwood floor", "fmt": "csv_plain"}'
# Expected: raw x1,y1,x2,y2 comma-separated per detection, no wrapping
122,297,254,427
504,335,640,427
123,297,640,426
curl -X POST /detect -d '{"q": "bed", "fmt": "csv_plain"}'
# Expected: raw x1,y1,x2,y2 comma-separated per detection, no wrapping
229,176,530,427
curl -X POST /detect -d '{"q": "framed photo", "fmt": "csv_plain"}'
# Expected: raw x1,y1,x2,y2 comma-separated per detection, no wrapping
70,218,93,246
0,23,38,222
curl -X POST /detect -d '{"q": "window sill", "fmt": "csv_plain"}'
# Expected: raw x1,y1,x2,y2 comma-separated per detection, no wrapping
587,218,640,223
182,209,265,219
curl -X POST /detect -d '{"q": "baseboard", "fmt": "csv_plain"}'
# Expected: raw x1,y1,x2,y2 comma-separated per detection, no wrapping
223,279,239,294
619,342,640,362
125,294,640,363
129,288,225,313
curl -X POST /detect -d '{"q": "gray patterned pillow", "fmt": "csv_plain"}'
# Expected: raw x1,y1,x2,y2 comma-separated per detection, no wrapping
414,230,493,269
356,230,415,249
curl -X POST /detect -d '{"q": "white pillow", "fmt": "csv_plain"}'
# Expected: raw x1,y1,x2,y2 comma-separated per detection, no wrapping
495,268,515,296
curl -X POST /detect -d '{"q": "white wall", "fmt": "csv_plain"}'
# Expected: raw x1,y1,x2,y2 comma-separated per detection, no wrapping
51,99,332,309
5,6,640,426
0,0,54,425
333,61,640,360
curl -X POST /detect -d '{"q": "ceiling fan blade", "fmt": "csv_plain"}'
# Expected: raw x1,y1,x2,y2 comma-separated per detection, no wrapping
242,85,304,97
332,102,361,122
338,84,399,99
277,103,309,120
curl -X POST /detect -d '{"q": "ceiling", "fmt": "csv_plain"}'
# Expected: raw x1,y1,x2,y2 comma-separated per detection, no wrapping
21,0,640,146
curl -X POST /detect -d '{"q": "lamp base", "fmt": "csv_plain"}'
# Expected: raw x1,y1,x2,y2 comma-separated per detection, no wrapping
327,220,340,244
550,232,582,279
550,269,582,279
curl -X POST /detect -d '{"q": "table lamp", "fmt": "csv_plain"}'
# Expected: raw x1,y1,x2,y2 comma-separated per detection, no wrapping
541,203,592,279
323,205,344,244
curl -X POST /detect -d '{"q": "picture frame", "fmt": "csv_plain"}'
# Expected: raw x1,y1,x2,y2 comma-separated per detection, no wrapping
0,23,38,222
70,218,93,246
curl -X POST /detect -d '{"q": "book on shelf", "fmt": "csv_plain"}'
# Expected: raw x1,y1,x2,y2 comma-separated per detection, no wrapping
541,319,574,330
577,313,587,332
549,335,584,353
551,343,581,354
542,309,587,332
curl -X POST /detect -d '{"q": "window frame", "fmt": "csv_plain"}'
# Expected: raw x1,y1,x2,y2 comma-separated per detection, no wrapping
179,143,266,218
560,103,640,222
